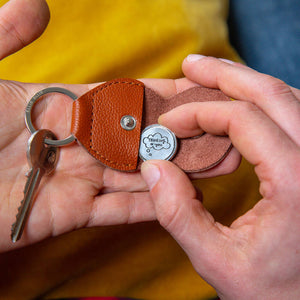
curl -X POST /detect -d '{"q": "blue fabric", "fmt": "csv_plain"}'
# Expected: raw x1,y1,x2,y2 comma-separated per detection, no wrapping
228,0,300,88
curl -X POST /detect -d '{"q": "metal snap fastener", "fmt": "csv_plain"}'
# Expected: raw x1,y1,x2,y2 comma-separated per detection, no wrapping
139,124,177,161
120,115,137,131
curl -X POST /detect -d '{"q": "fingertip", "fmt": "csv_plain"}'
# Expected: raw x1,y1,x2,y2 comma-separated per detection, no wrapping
142,160,197,202
184,54,207,63
35,0,51,31
0,0,50,59
182,54,205,74
21,0,50,39
141,161,161,190
157,111,177,133
158,103,205,138
183,54,238,67
157,113,166,125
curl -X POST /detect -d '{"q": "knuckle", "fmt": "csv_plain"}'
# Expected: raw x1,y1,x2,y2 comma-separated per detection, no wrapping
0,80,27,104
284,156,300,198
240,101,260,113
228,101,262,135
0,18,26,48
260,152,300,201
259,76,291,98
158,203,183,232
234,101,261,117
127,195,138,224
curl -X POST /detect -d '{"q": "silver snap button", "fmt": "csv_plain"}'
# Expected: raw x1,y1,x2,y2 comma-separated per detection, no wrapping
120,115,137,131
139,124,177,161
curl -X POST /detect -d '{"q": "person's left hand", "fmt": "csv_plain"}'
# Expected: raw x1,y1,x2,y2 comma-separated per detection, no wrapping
0,0,240,252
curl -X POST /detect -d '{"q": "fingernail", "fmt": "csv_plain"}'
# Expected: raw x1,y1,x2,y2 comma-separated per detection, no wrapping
185,54,206,62
157,114,166,124
219,58,235,64
141,162,161,190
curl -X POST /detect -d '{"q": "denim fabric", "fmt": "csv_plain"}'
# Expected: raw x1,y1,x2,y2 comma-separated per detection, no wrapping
228,0,300,88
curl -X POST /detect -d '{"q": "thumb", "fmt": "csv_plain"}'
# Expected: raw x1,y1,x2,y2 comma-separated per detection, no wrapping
0,0,50,60
141,160,225,274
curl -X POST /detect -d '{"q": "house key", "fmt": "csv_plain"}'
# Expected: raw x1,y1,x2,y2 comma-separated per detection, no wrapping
11,129,59,243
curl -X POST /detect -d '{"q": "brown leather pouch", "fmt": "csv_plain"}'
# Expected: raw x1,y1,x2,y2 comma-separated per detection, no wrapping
71,78,231,172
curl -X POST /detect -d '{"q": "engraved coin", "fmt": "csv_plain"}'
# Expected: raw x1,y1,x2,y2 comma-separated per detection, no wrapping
139,124,177,161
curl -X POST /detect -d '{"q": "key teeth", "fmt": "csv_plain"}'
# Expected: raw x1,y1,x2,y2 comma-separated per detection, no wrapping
11,231,19,243
11,168,39,243
11,212,22,243
16,201,24,216
11,222,16,232
11,223,18,243
11,201,25,240
12,213,20,229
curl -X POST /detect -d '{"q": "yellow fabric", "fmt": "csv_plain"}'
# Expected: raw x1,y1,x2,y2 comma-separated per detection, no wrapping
0,0,259,299
0,0,240,83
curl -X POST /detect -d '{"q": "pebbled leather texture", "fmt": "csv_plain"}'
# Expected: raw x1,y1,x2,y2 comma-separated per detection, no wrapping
71,78,232,172
71,78,144,171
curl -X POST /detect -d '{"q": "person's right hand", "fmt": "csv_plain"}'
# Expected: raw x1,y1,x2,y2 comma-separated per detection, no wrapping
141,56,300,299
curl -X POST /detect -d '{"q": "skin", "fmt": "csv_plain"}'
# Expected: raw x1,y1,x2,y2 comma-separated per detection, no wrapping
2,0,299,298
141,56,300,299
0,0,237,252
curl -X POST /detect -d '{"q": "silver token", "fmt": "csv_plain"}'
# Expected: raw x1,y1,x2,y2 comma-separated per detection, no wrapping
139,124,177,161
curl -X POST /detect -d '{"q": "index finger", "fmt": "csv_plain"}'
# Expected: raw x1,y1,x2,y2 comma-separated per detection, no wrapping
182,56,300,144
159,100,299,197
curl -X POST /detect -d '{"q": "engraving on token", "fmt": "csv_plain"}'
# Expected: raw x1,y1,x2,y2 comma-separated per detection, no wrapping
139,124,177,161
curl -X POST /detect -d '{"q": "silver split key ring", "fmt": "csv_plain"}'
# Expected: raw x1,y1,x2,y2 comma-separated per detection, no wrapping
25,87,78,146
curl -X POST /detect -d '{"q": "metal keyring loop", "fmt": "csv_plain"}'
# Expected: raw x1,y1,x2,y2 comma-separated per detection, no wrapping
25,87,78,146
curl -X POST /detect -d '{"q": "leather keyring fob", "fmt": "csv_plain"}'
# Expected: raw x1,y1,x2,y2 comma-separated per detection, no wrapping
71,79,144,171
71,78,232,172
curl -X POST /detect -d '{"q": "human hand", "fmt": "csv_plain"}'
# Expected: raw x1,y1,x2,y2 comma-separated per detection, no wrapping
141,55,300,299
0,0,161,252
0,1,238,252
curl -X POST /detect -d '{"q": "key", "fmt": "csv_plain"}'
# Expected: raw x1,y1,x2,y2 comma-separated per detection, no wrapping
11,129,59,243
